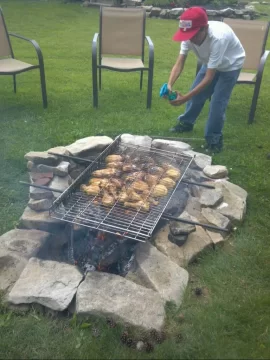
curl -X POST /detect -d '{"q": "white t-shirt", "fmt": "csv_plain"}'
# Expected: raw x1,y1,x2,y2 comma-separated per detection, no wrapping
180,21,245,71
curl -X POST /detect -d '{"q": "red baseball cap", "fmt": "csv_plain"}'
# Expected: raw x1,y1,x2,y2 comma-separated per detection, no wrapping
173,7,208,42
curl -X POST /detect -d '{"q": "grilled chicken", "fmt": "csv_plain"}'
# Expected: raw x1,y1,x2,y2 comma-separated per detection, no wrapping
105,183,118,198
131,180,149,192
124,171,145,182
106,161,123,169
126,188,142,202
105,155,123,163
122,163,141,172
89,178,109,188
118,188,129,203
145,174,159,188
92,168,120,178
102,190,115,207
166,168,181,180
124,200,150,212
80,184,100,196
148,166,164,176
110,177,124,189
152,184,168,197
159,177,176,189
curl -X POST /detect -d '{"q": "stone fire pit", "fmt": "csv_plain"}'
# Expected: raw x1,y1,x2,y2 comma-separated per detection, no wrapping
0,134,247,331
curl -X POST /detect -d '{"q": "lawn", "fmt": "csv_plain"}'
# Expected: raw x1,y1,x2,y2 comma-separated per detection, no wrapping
0,1,270,359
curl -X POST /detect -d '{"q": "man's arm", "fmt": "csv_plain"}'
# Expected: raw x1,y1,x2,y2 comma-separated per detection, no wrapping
183,68,216,101
167,54,187,91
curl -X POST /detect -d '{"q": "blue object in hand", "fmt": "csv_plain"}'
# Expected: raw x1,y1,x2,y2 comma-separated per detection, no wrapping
159,83,177,101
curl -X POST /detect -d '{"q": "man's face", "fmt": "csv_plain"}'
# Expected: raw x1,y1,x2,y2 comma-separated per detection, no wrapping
190,26,208,45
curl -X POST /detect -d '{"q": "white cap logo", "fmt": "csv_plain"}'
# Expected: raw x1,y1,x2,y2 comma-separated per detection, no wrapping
179,20,192,31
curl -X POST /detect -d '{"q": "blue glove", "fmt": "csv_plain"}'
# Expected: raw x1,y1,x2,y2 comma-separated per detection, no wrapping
159,83,177,101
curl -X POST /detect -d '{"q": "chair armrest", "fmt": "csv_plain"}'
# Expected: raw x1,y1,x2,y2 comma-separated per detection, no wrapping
145,36,154,69
9,32,44,67
257,50,270,81
92,33,99,65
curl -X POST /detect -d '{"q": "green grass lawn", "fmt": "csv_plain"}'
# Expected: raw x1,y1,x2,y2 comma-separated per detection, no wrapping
0,1,270,358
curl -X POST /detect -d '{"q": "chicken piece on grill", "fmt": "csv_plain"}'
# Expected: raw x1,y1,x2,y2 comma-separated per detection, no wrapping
124,200,150,212
166,168,181,180
118,188,129,203
152,184,168,197
105,183,118,198
122,163,141,172
102,190,115,207
124,171,146,183
159,177,176,189
148,166,164,176
106,161,123,169
110,177,124,189
88,178,109,187
126,188,142,202
145,174,159,188
92,168,121,178
105,155,123,163
131,180,149,192
80,184,100,196
161,162,176,171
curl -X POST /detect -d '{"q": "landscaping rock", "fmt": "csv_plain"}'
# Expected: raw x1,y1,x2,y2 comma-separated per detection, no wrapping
203,165,229,179
184,196,206,223
28,198,53,212
31,177,52,186
66,136,113,156
24,151,59,166
152,139,191,153
219,7,234,17
150,7,161,17
142,5,153,11
19,207,64,233
120,134,152,148
199,188,223,207
76,272,165,331
30,172,54,181
47,146,70,157
132,242,189,306
49,175,72,197
182,150,212,169
29,186,53,200
37,161,70,177
168,233,188,246
0,229,51,292
8,258,83,311
169,7,184,18
160,9,169,18
206,230,225,245
202,208,231,230
155,223,213,267
169,211,196,235
213,181,247,222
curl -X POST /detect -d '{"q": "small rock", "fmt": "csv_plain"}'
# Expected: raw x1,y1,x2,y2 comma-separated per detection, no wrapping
199,188,223,207
168,233,188,246
28,198,53,212
203,165,228,179
29,186,53,200
206,230,225,245
27,161,34,170
32,177,51,186
169,7,184,17
121,134,152,148
136,341,145,351
182,150,212,169
151,139,191,153
49,175,71,197
150,7,161,17
66,136,113,157
47,146,70,157
243,14,251,19
142,5,153,11
169,217,196,235
8,258,83,311
37,161,70,177
19,207,64,233
201,208,231,230
30,172,54,181
24,151,59,166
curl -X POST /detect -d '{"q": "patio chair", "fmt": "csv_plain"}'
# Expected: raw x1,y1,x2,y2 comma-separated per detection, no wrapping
92,6,154,109
0,7,47,108
196,18,269,124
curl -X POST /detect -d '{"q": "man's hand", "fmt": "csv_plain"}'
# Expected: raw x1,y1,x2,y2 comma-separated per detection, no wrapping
169,91,187,106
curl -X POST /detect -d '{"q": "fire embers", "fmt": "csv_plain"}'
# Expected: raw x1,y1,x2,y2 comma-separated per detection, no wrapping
71,229,137,277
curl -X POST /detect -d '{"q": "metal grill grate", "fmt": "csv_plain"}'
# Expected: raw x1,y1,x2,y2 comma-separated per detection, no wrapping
50,136,194,242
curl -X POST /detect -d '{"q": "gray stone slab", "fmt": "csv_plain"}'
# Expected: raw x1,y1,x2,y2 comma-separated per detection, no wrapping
203,165,229,179
202,208,231,230
29,186,53,200
66,136,113,156
37,161,70,177
49,175,72,198
76,272,165,331
151,139,191,153
8,258,83,311
19,207,64,233
120,134,152,148
28,198,53,212
199,189,223,207
182,150,212,169
24,151,59,166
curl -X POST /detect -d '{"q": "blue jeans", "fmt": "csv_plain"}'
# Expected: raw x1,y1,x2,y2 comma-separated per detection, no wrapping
178,65,241,145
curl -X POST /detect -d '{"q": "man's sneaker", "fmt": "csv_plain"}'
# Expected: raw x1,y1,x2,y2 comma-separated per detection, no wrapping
169,121,194,133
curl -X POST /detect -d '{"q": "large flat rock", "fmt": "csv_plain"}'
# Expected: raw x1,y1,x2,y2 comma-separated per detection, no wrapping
66,136,113,156
151,139,191,153
203,165,228,179
120,134,152,148
132,242,189,306
182,150,212,169
8,258,83,311
24,151,59,166
76,272,165,331
19,207,64,233
0,229,51,292
154,223,213,268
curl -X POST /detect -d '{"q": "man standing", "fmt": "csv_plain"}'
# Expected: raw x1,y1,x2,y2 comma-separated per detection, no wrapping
167,7,245,152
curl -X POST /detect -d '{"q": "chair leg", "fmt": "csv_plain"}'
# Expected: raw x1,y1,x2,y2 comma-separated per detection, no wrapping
39,64,48,109
99,68,102,90
140,70,143,91
248,81,261,124
147,70,153,109
13,75,16,93
92,64,98,108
